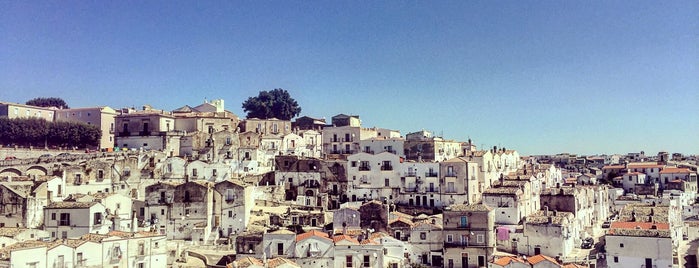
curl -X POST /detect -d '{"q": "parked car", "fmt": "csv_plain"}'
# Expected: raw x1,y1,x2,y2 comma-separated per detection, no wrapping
581,237,594,249
4,156,16,160
601,221,611,228
56,152,72,157
39,154,52,158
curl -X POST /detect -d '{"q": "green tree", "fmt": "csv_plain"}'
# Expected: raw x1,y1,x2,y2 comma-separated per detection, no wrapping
242,88,301,120
26,97,69,108
0,118,100,147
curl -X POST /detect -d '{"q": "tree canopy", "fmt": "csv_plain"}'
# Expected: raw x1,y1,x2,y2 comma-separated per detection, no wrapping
242,88,301,120
26,97,69,108
0,117,100,148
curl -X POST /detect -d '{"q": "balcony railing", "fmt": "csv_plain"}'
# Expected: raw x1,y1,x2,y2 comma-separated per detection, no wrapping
381,165,393,171
445,188,457,193
445,172,457,177
359,166,371,171
139,131,151,136
403,187,418,193
444,241,469,247
425,172,438,177
426,186,440,193
405,171,417,177
119,131,130,136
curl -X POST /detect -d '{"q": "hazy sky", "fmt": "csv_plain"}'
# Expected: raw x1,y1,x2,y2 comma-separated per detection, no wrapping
1,1,697,156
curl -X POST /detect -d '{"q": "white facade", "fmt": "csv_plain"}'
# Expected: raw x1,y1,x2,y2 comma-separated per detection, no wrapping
44,202,111,239
359,137,405,158
606,234,672,268
346,152,402,202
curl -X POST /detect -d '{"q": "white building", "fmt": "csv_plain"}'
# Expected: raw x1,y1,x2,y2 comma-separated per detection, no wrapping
346,152,402,202
43,201,111,239
605,222,672,268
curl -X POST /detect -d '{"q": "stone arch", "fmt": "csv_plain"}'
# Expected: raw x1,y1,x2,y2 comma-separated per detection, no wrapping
0,168,22,177
26,166,48,176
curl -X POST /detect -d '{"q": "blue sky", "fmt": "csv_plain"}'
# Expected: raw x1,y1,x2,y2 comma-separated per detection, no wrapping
1,1,697,155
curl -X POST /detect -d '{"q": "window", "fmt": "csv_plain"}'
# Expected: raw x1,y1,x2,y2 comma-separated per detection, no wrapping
212,169,218,177
385,178,390,187
59,213,70,226
446,234,453,242
61,231,67,239
614,256,618,263
94,212,102,225
228,211,233,218
420,232,426,240
620,243,624,248
138,242,145,255
476,234,484,243
277,242,284,255
111,244,122,260
363,255,370,267
346,255,353,268
192,169,198,178
51,213,56,220
460,216,468,228
97,170,104,180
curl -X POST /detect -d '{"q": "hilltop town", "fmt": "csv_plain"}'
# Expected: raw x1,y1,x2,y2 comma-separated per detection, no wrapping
0,99,696,268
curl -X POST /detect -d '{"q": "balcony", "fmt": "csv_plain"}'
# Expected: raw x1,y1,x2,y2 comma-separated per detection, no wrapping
444,241,469,247
445,172,457,177
403,187,418,193
359,166,371,171
426,186,440,193
381,165,393,171
404,171,417,177
364,149,375,154
445,188,457,193
118,131,130,136
139,131,151,136
425,172,438,177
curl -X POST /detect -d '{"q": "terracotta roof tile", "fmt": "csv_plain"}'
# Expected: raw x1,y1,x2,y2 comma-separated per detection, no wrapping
493,256,526,266
527,254,559,265
267,257,300,268
332,234,359,244
296,230,331,242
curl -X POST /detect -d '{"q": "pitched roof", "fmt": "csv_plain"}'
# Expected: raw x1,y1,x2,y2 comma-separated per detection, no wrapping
46,201,98,209
388,217,414,227
267,257,300,268
332,234,359,244
295,230,331,242
0,227,25,237
493,256,526,266
230,256,264,268
527,254,559,265
269,229,296,235
660,167,693,174
448,203,492,212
